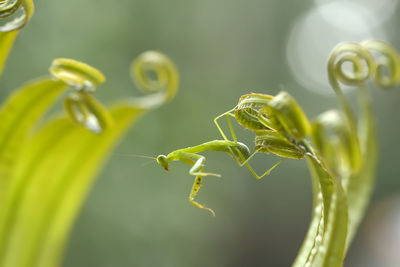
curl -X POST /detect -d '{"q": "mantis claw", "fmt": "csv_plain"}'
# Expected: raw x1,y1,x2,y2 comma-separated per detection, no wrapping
189,176,216,216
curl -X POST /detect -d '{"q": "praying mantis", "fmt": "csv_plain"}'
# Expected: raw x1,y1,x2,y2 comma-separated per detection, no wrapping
156,139,285,216
156,91,310,215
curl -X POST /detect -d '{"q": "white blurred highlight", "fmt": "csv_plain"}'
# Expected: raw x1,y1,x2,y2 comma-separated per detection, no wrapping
286,1,392,95
315,0,398,24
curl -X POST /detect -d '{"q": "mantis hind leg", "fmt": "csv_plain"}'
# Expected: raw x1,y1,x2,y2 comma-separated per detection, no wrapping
243,158,285,180
215,109,284,180
189,174,216,216
214,108,237,142
231,148,286,180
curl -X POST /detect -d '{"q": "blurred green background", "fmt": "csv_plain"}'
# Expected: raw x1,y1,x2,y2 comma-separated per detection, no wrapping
1,0,400,266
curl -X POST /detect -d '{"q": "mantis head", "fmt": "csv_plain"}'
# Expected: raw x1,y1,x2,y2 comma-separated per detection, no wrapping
156,155,169,171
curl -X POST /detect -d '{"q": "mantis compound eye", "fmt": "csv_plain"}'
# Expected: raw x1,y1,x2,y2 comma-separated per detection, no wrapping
156,155,169,171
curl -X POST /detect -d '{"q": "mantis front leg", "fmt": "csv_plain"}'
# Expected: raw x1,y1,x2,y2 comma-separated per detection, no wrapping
183,152,221,178
189,175,215,216
163,151,221,215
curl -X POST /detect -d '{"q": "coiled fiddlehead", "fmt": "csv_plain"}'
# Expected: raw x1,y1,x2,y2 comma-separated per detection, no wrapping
327,42,375,135
0,0,23,19
215,91,312,143
48,51,179,133
311,110,362,177
362,40,400,88
50,58,105,92
259,91,311,141
326,40,400,126
234,93,273,131
129,50,179,109
0,0,33,76
0,0,33,32
254,130,305,159
49,58,112,134
325,41,400,252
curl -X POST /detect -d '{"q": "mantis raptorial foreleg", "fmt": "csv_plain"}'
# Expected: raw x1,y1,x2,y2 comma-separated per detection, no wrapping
157,141,240,215
189,175,216,216
174,152,220,215
178,152,221,178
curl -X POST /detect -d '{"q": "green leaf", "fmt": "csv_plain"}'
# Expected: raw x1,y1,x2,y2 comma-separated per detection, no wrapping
342,86,377,251
293,154,348,267
0,78,68,189
292,157,324,267
306,157,348,267
0,30,17,76
0,104,146,267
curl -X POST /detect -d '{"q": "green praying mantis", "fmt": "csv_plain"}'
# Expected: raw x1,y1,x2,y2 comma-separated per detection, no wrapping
156,91,311,216
156,139,284,216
